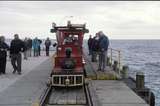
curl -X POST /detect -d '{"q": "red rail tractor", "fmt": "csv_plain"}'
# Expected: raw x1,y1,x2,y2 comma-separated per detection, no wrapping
50,21,89,87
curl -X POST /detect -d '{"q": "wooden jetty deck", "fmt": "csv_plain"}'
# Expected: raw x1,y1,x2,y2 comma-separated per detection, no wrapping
0,58,52,106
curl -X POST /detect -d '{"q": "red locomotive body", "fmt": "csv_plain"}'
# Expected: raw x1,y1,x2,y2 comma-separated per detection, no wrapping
50,21,89,86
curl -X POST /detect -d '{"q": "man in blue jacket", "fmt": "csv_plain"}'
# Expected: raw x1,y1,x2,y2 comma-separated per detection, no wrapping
32,37,40,57
98,31,109,71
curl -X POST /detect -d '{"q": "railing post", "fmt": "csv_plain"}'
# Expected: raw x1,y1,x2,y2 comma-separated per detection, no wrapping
106,56,110,66
110,49,112,66
113,60,118,71
122,65,128,79
118,50,121,75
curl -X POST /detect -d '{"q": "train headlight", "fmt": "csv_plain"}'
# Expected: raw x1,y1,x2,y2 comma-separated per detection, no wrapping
82,59,86,64
58,47,62,51
65,78,70,85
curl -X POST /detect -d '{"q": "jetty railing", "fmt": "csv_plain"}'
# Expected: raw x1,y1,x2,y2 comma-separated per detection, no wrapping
107,48,122,75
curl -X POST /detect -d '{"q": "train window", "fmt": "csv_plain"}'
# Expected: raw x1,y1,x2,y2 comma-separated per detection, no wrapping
73,35,78,40
63,36,73,44
62,34,79,45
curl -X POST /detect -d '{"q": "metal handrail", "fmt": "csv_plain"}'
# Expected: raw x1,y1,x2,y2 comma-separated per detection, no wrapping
108,48,122,75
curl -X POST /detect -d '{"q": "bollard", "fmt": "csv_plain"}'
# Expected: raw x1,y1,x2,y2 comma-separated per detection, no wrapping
136,72,145,89
113,60,118,71
108,57,112,66
106,57,110,66
122,65,128,79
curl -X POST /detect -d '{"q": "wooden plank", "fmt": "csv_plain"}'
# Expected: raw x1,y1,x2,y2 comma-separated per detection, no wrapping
76,88,86,105
67,88,77,104
88,81,102,106
48,88,86,105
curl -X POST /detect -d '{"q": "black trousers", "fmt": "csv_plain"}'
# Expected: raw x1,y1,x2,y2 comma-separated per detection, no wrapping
46,47,49,56
38,46,41,56
11,53,22,73
0,57,7,74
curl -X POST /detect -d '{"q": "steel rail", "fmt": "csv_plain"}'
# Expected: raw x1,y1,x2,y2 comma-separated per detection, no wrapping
39,86,52,106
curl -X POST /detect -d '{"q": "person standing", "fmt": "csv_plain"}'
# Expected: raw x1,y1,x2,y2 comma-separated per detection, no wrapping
27,38,32,57
10,34,25,75
23,37,28,60
32,37,40,57
45,37,51,56
0,36,9,75
98,31,109,72
91,33,100,62
87,35,93,55
38,39,42,56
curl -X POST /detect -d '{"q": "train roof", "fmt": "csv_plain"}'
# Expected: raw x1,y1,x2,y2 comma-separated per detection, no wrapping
50,21,89,33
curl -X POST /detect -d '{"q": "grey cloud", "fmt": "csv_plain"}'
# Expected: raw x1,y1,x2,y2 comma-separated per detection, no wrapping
1,1,160,39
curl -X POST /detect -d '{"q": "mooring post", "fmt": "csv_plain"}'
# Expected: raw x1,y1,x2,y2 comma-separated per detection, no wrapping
122,65,128,79
108,57,112,66
106,56,110,66
113,60,118,71
136,72,145,89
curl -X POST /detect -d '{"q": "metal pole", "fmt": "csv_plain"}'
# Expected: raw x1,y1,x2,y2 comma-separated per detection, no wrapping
118,51,121,75
111,49,112,66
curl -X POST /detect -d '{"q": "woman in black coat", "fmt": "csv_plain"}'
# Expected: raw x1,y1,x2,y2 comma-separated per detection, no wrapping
0,36,9,74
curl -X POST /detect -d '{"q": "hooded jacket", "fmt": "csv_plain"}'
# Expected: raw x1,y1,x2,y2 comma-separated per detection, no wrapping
99,35,109,51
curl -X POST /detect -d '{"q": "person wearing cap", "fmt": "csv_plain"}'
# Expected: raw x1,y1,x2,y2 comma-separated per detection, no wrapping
98,31,109,71
10,34,25,75
0,36,9,75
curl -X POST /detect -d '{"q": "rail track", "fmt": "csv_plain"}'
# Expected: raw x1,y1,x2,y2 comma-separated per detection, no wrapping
37,50,96,106
39,84,92,106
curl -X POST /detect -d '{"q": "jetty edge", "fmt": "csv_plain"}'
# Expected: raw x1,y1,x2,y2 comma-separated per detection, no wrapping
84,47,155,106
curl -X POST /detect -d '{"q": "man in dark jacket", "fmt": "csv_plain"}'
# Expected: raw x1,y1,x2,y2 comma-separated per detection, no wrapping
27,38,32,57
0,36,9,74
38,39,42,56
98,31,109,71
23,37,28,60
91,33,99,62
87,35,93,55
45,37,51,56
10,34,25,75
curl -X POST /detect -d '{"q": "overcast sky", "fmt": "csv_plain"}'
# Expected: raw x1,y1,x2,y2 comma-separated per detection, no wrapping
0,1,160,39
